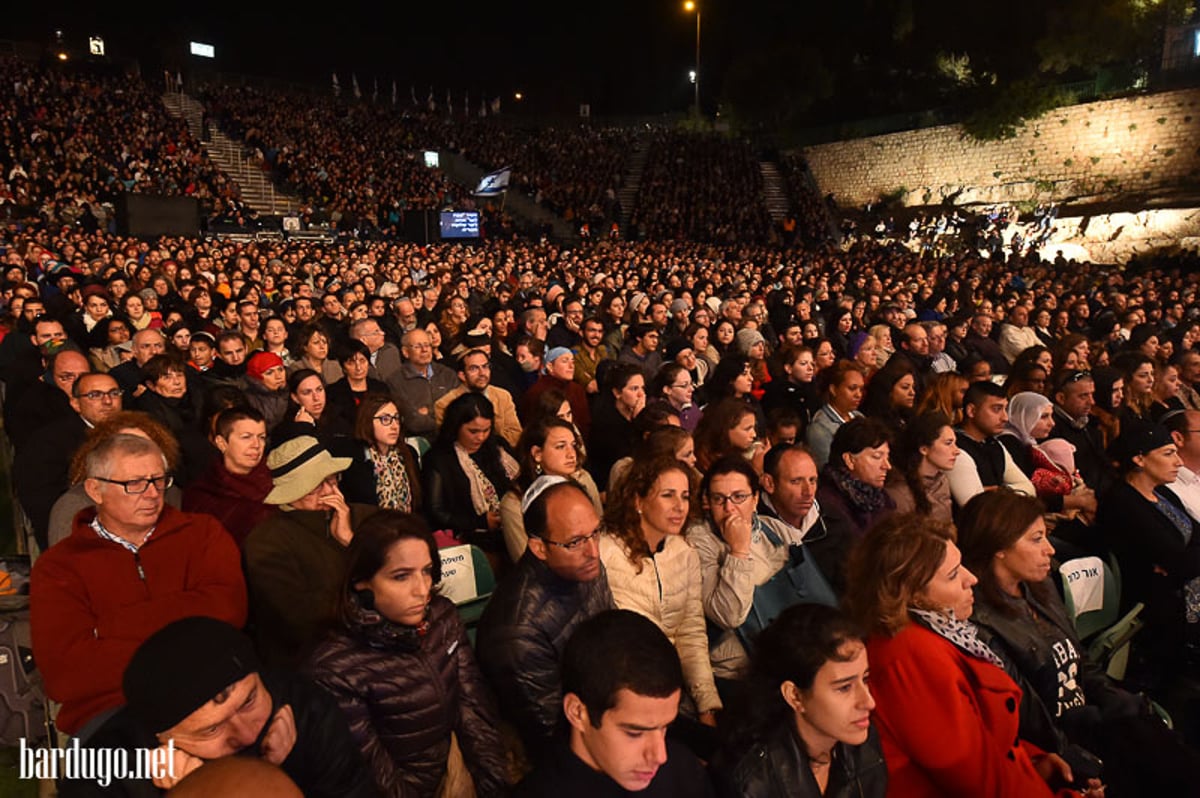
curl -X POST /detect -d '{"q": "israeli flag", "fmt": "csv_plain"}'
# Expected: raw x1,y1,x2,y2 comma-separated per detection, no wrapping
475,167,512,196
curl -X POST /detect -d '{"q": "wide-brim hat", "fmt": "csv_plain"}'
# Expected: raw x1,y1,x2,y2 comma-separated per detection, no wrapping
264,435,351,505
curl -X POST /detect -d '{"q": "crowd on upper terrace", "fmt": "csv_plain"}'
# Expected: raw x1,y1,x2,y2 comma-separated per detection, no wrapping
630,129,775,244
0,58,239,229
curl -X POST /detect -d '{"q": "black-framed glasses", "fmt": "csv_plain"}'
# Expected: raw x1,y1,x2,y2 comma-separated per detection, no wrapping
79,389,122,401
537,529,599,551
374,413,401,426
92,474,173,494
708,491,754,507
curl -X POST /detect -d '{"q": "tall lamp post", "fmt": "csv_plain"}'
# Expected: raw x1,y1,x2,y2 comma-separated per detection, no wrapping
684,0,700,117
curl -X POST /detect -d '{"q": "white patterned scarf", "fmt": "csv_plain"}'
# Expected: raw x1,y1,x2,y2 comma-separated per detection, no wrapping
910,608,1005,669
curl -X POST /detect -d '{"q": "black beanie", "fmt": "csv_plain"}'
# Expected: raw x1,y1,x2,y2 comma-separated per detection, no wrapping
122,617,259,734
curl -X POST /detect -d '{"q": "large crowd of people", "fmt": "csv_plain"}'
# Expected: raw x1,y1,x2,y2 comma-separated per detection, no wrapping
3,54,1200,797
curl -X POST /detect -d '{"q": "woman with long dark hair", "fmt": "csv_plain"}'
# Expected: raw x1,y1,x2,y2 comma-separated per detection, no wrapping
712,604,887,798
885,411,958,523
959,490,1200,796
337,393,422,514
308,511,510,797
498,417,601,564
423,392,519,552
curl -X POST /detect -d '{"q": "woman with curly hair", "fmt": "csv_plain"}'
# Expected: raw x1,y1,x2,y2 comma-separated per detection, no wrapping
598,455,722,726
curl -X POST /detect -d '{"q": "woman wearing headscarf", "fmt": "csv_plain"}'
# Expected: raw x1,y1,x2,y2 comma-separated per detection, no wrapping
998,392,1096,520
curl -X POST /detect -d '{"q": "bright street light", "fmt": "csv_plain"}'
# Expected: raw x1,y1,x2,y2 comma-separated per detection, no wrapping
683,2,700,116
689,70,696,84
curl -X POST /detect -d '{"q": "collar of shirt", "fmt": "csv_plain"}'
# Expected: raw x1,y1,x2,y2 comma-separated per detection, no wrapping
91,515,154,553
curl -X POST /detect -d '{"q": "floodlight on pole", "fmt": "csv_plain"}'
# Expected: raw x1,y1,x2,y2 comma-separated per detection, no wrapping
683,1,700,116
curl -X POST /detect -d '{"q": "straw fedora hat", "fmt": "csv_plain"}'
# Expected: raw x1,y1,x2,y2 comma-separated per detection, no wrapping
264,436,352,506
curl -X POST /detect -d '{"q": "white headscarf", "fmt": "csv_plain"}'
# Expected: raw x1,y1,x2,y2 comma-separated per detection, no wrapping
1001,391,1052,447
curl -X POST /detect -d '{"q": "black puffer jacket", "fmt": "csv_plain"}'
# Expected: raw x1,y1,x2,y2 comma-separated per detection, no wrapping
308,595,509,797
712,724,887,798
475,550,613,753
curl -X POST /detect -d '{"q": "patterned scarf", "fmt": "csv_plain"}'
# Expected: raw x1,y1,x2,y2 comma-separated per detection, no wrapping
1152,490,1193,545
454,443,519,517
366,445,413,513
910,608,1005,669
825,462,889,514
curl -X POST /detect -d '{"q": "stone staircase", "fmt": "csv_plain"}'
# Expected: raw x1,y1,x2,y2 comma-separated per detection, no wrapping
759,161,789,222
618,139,650,230
161,92,302,217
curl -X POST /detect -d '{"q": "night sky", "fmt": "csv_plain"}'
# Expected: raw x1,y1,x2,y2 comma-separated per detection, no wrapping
8,2,736,116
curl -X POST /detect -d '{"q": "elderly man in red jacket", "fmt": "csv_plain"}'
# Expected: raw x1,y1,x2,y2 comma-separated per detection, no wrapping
30,432,247,736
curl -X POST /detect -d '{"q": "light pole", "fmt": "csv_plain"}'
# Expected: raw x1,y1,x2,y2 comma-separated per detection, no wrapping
684,1,700,117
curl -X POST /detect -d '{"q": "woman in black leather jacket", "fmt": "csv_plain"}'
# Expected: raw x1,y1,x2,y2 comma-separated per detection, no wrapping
712,603,887,798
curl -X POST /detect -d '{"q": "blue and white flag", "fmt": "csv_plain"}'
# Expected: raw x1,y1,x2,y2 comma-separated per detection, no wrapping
475,167,512,196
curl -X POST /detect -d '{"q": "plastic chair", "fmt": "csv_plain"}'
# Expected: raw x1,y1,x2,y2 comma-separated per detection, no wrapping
1059,556,1143,680
437,544,495,644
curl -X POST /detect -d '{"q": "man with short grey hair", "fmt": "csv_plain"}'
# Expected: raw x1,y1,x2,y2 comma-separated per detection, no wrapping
30,433,247,735
349,317,402,383
389,328,458,438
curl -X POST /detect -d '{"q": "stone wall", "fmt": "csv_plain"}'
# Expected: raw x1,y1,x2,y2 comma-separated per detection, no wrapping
803,89,1200,209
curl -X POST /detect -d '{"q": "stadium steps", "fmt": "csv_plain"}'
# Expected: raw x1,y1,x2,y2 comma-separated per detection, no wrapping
160,92,302,217
759,161,789,223
618,139,650,231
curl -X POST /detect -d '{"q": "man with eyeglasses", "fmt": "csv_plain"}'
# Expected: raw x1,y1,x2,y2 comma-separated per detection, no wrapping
390,328,458,439
434,349,522,447
546,298,584,350
349,317,402,384
16,372,123,550
1050,369,1117,499
1161,410,1200,523
30,433,248,736
477,477,613,757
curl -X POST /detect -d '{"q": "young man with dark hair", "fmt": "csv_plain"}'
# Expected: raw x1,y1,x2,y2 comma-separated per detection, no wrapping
517,608,714,796
947,381,1034,507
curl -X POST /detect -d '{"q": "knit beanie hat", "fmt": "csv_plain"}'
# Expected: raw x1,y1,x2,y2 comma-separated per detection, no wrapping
123,617,260,734
734,327,765,355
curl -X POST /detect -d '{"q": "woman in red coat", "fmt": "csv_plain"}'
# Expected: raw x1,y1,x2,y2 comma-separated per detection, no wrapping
845,514,1101,798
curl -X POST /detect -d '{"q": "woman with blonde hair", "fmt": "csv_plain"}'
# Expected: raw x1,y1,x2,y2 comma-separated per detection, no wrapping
599,456,722,727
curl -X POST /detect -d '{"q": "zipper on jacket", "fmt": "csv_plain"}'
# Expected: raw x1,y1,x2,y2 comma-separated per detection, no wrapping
134,551,146,581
